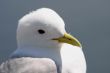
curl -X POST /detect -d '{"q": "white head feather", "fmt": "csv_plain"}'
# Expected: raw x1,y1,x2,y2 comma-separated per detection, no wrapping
17,8,66,49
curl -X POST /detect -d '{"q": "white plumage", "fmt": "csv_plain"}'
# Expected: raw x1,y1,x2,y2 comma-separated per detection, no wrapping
0,8,86,73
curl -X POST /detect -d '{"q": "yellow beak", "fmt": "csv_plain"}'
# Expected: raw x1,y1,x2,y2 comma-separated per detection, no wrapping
52,33,82,47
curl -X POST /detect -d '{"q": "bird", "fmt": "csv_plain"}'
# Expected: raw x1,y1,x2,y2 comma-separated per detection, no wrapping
0,8,86,73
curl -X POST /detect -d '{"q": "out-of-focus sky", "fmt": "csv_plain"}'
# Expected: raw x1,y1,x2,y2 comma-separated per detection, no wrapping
0,0,110,73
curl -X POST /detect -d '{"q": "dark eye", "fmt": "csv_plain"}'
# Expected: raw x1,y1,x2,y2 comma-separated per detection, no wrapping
38,29,45,34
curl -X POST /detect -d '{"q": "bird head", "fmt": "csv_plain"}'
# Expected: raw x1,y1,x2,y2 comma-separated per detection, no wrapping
17,8,81,49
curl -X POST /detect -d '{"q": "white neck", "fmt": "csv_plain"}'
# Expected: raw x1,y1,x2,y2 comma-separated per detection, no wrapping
11,47,62,66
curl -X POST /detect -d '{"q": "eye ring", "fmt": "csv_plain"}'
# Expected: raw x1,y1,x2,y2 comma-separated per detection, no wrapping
38,29,45,34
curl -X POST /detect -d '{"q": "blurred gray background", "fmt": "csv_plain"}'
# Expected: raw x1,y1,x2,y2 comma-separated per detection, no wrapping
0,0,110,73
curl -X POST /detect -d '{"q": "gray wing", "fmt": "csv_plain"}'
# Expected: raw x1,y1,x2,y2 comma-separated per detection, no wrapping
0,57,57,73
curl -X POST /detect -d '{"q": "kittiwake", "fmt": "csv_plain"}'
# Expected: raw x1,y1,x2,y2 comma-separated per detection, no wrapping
0,8,86,73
